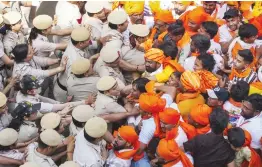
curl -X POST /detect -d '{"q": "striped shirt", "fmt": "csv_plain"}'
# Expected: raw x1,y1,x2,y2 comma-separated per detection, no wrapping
231,70,257,84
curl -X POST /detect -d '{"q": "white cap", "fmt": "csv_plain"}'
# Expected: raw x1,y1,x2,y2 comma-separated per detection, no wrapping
72,105,95,122
71,58,91,75
101,46,121,63
40,113,61,130
3,11,21,25
85,1,104,13
0,92,7,108
40,129,62,146
129,24,150,37
33,15,53,30
59,161,80,167
258,66,262,82
108,9,128,24
71,27,91,42
0,128,18,146
20,162,40,167
84,117,107,138
96,76,116,91
102,1,113,10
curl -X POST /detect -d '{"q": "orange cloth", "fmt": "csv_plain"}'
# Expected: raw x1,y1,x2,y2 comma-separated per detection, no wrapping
249,14,262,37
123,1,144,15
228,98,242,107
160,108,197,140
188,7,210,25
181,1,193,6
180,71,201,92
144,48,165,64
229,67,253,80
163,57,185,73
148,1,160,15
190,104,212,135
226,1,240,8
196,70,219,93
157,139,194,167
241,130,262,167
155,10,175,24
177,31,191,49
114,126,140,160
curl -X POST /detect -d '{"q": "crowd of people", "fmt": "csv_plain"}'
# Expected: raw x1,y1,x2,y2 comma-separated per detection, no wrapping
0,1,261,167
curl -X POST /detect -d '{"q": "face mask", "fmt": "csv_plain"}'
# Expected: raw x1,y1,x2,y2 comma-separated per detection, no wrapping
0,25,7,34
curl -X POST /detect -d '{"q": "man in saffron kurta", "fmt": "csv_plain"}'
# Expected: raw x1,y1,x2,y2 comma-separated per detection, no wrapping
176,71,205,121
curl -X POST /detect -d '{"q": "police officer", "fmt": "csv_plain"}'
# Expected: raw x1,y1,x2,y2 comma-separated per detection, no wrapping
0,92,12,131
67,58,99,102
53,27,92,102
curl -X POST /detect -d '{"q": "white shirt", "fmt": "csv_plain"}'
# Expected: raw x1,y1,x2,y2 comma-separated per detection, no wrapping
218,24,233,43
223,101,242,126
236,113,262,149
150,65,163,76
171,153,194,167
105,149,132,167
73,130,104,167
208,39,222,56
175,127,188,148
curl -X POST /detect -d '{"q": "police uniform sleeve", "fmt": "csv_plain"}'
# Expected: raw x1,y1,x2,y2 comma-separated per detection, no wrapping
33,56,50,67
3,32,16,56
37,40,57,53
105,102,127,113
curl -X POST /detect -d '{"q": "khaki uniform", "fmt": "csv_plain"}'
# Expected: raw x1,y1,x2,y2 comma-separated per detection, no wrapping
98,65,126,89
53,42,91,102
69,122,82,136
32,34,56,57
26,143,57,167
101,26,123,50
0,112,12,131
12,56,50,84
67,74,100,102
17,121,38,143
3,30,26,56
94,92,126,115
0,149,24,167
0,35,7,91
121,46,145,84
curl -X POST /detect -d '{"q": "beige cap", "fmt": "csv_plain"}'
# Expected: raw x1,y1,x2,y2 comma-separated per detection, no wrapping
96,76,116,91
3,11,21,25
71,27,91,42
20,162,40,167
0,92,7,108
0,128,18,146
129,24,150,37
101,47,121,63
59,161,80,167
72,105,95,122
71,58,91,75
85,1,104,13
102,1,113,10
40,113,61,130
40,129,62,146
33,15,53,30
0,14,3,25
84,117,107,138
108,9,128,24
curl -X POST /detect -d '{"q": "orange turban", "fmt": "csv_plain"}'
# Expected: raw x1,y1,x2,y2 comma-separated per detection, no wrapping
181,1,193,6
196,70,219,93
155,10,175,24
139,93,166,114
157,139,193,167
159,108,180,125
190,104,212,126
118,126,138,145
188,7,210,25
124,1,144,15
226,1,240,8
149,1,160,15
144,48,165,64
249,15,262,37
180,71,201,91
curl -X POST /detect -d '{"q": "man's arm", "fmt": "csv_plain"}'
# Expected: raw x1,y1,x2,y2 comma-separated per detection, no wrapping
51,151,67,162
119,60,145,72
0,155,23,165
227,161,236,167
155,85,177,100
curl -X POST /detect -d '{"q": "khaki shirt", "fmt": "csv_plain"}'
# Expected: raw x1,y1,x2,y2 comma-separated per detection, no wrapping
3,30,26,56
12,56,50,84
0,149,24,167
101,27,123,50
32,34,56,57
69,122,82,136
67,74,100,102
17,121,38,143
26,143,57,167
0,112,12,131
94,92,126,115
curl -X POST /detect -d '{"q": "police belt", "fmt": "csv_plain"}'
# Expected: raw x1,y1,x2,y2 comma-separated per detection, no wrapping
57,78,67,91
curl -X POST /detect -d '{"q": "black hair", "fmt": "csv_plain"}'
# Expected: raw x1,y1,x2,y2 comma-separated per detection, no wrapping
132,78,150,93
72,117,86,128
191,34,211,53
227,127,245,148
230,81,250,102
28,27,42,44
84,129,96,142
197,52,216,71
0,145,11,151
209,107,229,134
73,74,85,78
238,49,254,64
71,38,81,46
87,12,95,17
54,121,62,132
172,71,182,79
157,40,178,59
239,23,258,40
38,137,49,149
5,24,12,31
12,44,29,63
167,19,185,36
108,22,118,30
245,94,262,112
201,21,218,39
